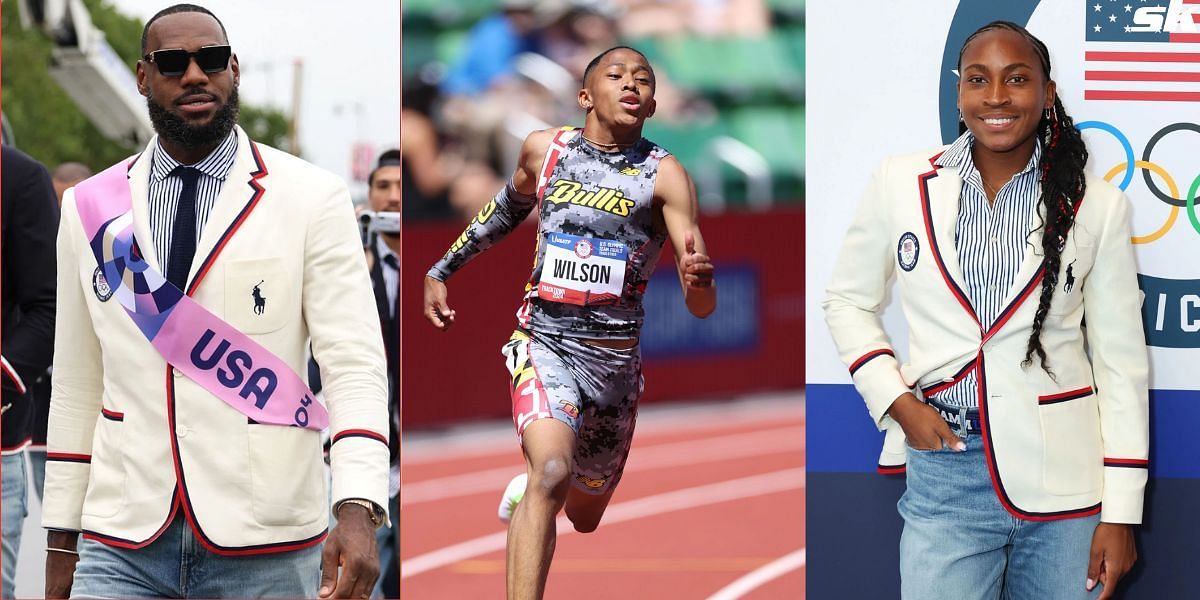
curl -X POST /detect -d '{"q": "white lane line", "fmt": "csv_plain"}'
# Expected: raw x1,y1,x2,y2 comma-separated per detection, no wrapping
402,467,805,579
403,394,803,464
402,426,804,505
705,548,806,600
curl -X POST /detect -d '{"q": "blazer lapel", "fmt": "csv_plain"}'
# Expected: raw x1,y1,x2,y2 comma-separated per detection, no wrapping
986,204,1048,338
127,144,161,272
919,158,979,326
189,127,260,288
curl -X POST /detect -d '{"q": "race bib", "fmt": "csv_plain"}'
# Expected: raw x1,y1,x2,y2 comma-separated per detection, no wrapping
537,232,627,305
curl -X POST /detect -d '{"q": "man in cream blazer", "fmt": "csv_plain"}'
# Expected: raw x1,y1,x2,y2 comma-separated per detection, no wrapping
823,147,1148,524
44,5,389,599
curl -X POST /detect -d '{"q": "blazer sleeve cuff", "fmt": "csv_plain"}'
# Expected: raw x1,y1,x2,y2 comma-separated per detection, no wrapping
1099,466,1147,524
40,462,90,531
849,351,910,430
876,424,908,472
330,433,392,526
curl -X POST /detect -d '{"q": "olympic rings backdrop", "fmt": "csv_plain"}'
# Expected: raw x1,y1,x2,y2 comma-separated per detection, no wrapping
804,1,1200,597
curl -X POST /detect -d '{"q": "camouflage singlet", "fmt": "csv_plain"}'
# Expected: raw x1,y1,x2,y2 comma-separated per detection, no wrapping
516,128,670,339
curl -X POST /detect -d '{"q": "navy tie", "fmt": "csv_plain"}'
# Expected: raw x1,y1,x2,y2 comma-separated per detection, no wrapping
166,167,201,291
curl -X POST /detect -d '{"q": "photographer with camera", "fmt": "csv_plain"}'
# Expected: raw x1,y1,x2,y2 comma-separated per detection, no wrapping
361,149,401,598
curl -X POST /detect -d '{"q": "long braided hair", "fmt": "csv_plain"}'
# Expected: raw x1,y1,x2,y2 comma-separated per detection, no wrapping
957,21,1089,376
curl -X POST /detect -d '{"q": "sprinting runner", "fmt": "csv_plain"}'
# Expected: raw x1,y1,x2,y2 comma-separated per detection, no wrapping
424,46,716,600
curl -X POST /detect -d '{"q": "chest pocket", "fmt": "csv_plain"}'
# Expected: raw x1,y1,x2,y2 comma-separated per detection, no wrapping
1048,234,1095,316
223,257,294,334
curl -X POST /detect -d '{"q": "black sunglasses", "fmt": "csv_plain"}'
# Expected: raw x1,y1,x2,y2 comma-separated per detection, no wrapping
143,45,232,77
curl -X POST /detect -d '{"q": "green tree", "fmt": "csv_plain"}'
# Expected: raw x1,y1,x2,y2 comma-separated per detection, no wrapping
240,105,291,152
2,1,134,170
3,0,291,172
82,0,143,65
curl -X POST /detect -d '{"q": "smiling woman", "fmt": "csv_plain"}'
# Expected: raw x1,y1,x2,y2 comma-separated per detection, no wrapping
822,20,1148,600
957,30,1055,185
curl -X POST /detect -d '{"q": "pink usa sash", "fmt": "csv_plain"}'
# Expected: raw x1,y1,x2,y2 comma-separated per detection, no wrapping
73,162,328,430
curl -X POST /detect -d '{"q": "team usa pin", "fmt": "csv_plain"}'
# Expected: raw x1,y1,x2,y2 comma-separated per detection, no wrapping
897,232,920,271
93,266,114,302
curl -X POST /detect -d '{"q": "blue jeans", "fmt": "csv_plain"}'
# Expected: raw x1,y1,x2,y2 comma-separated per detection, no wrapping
899,434,1102,600
71,514,322,598
28,448,46,503
1,453,28,600
373,494,400,599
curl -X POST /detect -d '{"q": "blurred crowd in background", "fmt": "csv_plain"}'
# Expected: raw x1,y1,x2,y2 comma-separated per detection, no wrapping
402,0,806,221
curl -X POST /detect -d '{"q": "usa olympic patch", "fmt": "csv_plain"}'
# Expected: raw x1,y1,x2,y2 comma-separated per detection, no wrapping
574,238,593,259
897,232,920,272
92,266,114,302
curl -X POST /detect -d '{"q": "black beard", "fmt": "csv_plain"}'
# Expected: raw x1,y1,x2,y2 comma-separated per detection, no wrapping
147,87,239,149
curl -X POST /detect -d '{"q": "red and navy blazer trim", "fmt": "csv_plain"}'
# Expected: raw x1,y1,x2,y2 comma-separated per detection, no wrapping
904,153,1105,521
981,182,1088,344
186,141,268,297
166,367,330,556
101,408,125,421
86,148,323,557
974,352,1102,521
917,151,1090,346
47,452,91,464
849,349,895,376
982,265,1046,343
877,464,906,475
84,494,322,555
1104,458,1149,469
918,154,980,329
157,149,332,557
1038,386,1095,406
84,495,180,550
332,429,388,446
920,359,977,397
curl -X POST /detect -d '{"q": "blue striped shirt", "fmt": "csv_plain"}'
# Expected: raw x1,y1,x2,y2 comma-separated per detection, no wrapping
930,132,1042,409
147,132,239,272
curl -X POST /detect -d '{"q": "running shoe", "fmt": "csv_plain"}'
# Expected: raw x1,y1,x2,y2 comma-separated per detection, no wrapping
498,472,528,524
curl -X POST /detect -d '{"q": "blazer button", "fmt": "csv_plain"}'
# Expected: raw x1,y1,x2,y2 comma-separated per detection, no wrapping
176,425,189,438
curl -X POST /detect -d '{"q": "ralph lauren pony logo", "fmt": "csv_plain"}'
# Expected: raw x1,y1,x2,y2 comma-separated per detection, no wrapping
1064,260,1077,294
252,280,266,315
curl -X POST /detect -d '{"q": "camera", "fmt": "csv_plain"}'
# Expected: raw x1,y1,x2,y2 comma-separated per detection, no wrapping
359,211,400,246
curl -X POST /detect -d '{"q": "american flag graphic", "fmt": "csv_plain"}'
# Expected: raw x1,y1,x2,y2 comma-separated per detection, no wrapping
1084,0,1200,102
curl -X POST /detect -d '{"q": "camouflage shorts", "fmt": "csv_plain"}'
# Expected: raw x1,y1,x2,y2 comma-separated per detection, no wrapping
502,329,642,495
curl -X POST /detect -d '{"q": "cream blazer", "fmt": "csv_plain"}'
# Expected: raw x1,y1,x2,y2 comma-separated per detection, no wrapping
823,147,1148,523
44,128,391,553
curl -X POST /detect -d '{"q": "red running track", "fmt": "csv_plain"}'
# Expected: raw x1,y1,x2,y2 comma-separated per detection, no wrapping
401,395,805,599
